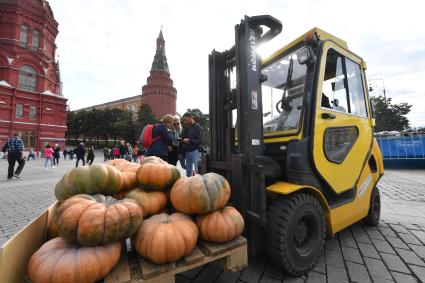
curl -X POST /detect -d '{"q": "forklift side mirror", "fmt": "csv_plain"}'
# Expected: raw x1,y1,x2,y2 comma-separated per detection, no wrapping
297,46,316,65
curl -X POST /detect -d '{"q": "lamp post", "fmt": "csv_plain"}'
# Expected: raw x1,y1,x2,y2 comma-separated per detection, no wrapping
368,78,387,105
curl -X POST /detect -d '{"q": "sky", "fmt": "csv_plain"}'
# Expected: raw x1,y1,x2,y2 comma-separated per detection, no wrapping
48,0,425,127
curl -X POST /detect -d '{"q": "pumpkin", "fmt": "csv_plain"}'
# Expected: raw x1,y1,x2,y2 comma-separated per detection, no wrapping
55,194,143,246
141,156,167,164
196,206,244,243
55,164,123,202
170,173,231,214
125,188,168,216
132,213,198,264
106,159,140,191
136,162,180,191
28,237,121,283
47,218,58,239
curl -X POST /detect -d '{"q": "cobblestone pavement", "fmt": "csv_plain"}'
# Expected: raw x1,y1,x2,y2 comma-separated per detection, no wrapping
1,158,425,282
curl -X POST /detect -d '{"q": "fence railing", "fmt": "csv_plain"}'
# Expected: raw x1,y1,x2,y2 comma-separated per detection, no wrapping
375,132,425,160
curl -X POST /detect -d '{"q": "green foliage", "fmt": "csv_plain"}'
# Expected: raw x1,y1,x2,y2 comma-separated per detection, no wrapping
371,95,412,132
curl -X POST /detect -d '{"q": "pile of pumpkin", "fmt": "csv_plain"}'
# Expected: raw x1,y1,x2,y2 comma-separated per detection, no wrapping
28,157,244,283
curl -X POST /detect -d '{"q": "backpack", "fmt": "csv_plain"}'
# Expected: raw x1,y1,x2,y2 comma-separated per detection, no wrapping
140,124,161,149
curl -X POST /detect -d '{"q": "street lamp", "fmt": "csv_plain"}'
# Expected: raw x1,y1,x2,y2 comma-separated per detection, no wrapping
368,78,387,102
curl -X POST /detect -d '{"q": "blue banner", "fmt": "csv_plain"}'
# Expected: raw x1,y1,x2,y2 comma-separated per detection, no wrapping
376,136,425,159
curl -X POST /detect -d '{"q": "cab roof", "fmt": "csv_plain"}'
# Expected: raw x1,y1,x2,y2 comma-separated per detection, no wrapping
262,27,349,65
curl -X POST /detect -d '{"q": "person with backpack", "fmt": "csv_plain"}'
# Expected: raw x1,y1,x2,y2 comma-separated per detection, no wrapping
141,114,173,162
181,112,204,177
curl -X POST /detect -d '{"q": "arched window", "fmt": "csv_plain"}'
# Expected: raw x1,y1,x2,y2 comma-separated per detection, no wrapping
20,25,28,47
32,30,40,51
18,65,37,92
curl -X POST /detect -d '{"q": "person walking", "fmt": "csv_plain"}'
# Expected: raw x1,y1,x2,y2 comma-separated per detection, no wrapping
132,145,139,163
26,148,36,161
44,144,54,169
86,145,95,165
74,143,86,167
53,144,60,166
63,149,68,160
146,114,173,162
103,147,110,161
112,145,120,160
168,116,182,166
181,112,204,177
2,132,25,180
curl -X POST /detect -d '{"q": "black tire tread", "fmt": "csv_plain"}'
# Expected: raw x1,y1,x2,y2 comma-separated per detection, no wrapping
266,193,326,276
364,187,380,226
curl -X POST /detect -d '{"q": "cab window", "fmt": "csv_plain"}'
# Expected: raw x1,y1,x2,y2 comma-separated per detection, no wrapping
321,49,368,117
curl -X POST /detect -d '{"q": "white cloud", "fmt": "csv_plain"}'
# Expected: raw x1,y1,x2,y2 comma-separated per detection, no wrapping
49,0,425,126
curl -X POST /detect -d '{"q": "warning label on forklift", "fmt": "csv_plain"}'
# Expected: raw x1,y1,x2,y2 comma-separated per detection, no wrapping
252,91,258,109
358,174,372,198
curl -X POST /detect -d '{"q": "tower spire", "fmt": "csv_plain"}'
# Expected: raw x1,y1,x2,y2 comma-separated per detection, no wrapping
151,28,169,72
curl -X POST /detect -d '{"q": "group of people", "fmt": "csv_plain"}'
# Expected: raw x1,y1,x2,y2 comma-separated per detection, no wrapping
43,144,61,169
103,141,140,162
146,112,204,177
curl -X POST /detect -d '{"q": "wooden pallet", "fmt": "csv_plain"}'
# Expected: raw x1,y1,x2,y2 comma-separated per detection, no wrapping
104,236,247,283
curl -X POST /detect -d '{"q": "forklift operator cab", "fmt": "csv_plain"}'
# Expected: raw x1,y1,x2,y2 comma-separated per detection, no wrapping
206,17,384,276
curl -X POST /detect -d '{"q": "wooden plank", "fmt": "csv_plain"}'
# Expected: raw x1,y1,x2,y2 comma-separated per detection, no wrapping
182,247,205,265
216,245,248,272
141,272,175,283
200,236,246,257
104,242,131,283
139,257,176,279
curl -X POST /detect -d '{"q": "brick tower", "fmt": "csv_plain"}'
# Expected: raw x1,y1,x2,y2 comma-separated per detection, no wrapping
0,0,67,153
141,30,177,118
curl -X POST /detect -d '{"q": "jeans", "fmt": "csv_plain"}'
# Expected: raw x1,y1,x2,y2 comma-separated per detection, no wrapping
185,149,200,177
7,150,25,178
44,157,53,168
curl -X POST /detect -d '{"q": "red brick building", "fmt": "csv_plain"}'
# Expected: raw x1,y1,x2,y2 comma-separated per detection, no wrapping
141,30,177,118
0,0,67,153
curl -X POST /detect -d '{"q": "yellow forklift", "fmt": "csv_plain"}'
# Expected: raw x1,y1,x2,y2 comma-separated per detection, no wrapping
203,15,384,275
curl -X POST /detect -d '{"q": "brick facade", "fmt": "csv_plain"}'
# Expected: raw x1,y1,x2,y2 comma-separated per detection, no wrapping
0,0,67,153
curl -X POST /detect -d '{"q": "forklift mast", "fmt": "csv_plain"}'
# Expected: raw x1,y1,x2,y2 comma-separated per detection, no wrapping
205,15,282,252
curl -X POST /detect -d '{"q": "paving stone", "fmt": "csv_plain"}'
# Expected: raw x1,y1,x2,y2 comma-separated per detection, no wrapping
390,271,417,283
339,230,357,248
282,274,304,283
306,271,326,283
364,228,386,241
176,274,193,283
325,237,340,251
398,233,423,246
325,249,345,268
214,270,241,283
380,253,411,274
370,276,396,283
408,244,425,259
379,227,398,237
313,255,325,274
326,266,349,283
239,256,266,283
409,264,425,282
364,257,393,280
263,263,283,280
389,224,411,234
345,262,372,283
341,245,363,264
396,248,425,267
410,230,425,245
259,275,281,283
372,238,396,254
192,265,221,283
181,266,205,280
358,242,381,259
385,236,410,250
352,230,372,244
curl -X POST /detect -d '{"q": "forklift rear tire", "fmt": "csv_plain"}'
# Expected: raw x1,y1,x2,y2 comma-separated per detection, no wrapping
363,187,380,226
266,193,326,276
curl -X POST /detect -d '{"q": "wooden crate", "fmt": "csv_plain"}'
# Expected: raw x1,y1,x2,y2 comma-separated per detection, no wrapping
104,236,248,283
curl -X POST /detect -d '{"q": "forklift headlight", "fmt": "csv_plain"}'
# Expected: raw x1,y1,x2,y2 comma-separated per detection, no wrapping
297,46,316,65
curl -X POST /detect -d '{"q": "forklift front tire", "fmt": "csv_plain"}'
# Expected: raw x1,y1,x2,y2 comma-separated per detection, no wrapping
363,187,380,226
266,193,326,276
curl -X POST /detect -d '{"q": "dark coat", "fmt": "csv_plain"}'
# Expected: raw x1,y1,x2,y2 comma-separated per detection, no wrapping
148,123,172,157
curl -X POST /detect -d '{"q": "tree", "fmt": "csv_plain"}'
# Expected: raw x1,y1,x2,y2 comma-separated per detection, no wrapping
138,104,158,129
371,95,412,132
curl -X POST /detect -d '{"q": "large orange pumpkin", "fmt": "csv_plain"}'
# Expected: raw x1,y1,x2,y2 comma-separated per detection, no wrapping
55,164,123,202
170,173,231,214
55,194,143,246
196,206,244,243
141,156,167,164
106,159,140,191
125,188,168,216
28,237,121,283
136,162,180,191
132,213,198,264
